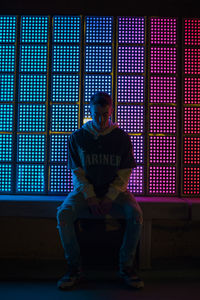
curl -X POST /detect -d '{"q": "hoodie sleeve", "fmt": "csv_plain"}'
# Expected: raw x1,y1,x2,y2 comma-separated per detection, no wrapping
72,167,96,199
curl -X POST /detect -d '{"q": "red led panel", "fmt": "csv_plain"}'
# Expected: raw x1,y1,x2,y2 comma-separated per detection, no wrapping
151,47,176,74
150,17,177,44
150,106,176,134
184,18,200,46
149,166,176,194
150,76,176,103
184,77,200,104
184,107,200,134
149,136,176,164
184,48,200,75
184,137,200,164
183,167,200,195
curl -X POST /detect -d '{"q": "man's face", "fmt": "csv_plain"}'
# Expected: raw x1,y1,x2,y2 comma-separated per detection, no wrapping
90,104,113,132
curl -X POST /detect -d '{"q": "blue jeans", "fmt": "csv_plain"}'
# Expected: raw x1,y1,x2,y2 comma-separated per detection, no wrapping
57,190,143,270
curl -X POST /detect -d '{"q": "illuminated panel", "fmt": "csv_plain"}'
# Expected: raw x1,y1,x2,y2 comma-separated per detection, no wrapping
83,104,91,123
0,74,15,102
18,134,45,162
21,16,48,43
85,16,113,43
183,107,200,134
0,134,12,161
18,104,46,132
117,76,144,103
128,166,144,194
184,137,200,164
117,106,144,134
20,45,47,72
118,46,144,73
183,167,200,195
52,75,79,102
50,134,68,162
184,48,200,75
52,45,80,73
149,166,176,194
118,17,145,44
184,18,200,46
0,16,16,43
150,17,177,44
53,16,80,43
130,135,144,164
0,104,13,131
85,45,112,73
50,166,73,193
19,75,47,102
149,136,176,164
0,45,15,72
51,104,79,132
84,75,112,103
150,76,177,103
150,47,176,74
149,106,176,134
184,78,200,104
0,164,12,192
16,164,45,193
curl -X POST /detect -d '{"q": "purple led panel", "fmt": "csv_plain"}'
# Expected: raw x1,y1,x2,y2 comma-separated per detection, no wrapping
117,76,144,103
128,166,144,194
118,46,145,73
150,47,176,74
150,17,177,44
184,107,200,134
184,137,200,164
149,106,176,134
117,105,144,133
49,166,73,193
130,135,144,164
149,166,176,194
184,49,200,75
118,17,145,44
184,78,200,104
184,18,200,46
183,167,200,195
150,76,176,103
149,136,176,164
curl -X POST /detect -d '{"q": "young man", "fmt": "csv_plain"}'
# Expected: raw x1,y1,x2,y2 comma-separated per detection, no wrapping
57,92,144,289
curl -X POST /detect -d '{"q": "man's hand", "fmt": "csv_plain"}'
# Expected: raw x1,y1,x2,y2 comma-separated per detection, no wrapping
99,196,113,215
87,196,104,216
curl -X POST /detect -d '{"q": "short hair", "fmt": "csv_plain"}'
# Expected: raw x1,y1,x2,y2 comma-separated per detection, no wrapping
90,92,113,107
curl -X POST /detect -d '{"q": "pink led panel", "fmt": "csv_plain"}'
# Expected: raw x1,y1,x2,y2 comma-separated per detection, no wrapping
117,105,144,133
151,47,176,74
149,166,176,194
150,76,176,103
149,136,176,164
149,106,176,133
184,49,200,75
184,18,200,46
184,107,200,134
128,166,144,194
184,78,200,104
183,167,200,195
118,46,145,73
184,137,200,164
118,17,145,44
150,17,177,44
117,75,144,103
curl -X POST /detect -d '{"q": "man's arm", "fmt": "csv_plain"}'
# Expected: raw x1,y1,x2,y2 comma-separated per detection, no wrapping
72,167,96,199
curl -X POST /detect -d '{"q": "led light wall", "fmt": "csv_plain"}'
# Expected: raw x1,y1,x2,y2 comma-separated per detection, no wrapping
149,17,177,194
183,18,200,196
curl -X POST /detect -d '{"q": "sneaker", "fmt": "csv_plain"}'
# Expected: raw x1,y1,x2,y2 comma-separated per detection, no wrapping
119,267,144,289
57,265,85,290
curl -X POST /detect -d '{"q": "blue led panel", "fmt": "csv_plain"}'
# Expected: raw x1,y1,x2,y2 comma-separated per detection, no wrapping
19,75,47,102
18,134,45,162
85,16,113,43
0,164,12,192
18,104,46,132
17,164,45,193
85,46,112,73
50,165,73,193
0,104,13,131
51,104,79,132
84,75,112,102
52,75,79,102
118,46,145,73
20,45,47,72
0,134,12,161
117,105,144,133
0,74,14,101
128,166,144,194
53,16,81,43
83,104,91,123
130,135,144,164
117,75,144,103
50,134,69,162
52,45,80,73
0,16,16,43
21,16,49,43
0,45,15,72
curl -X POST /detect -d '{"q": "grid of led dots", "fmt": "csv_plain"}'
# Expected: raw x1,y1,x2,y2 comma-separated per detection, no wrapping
18,134,45,162
0,104,13,131
21,16,49,43
84,75,112,103
52,75,79,102
0,134,12,161
184,18,200,46
50,166,73,193
149,166,176,194
149,136,176,164
0,164,12,192
184,107,200,134
150,47,176,73
128,167,144,194
51,104,79,132
184,48,200,75
118,17,145,44
184,137,200,164
50,135,69,162
150,76,177,103
85,16,113,43
19,75,47,102
0,74,15,101
184,78,200,104
18,104,46,132
183,168,200,195
53,16,80,43
20,45,47,72
17,164,45,192
0,45,15,72
52,45,80,73
0,16,16,43
117,106,144,133
150,18,176,44
118,46,145,73
85,45,112,73
117,76,144,103
149,106,176,133
130,135,144,164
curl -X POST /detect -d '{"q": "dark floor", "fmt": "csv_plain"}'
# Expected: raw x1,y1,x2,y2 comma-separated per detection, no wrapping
0,258,200,300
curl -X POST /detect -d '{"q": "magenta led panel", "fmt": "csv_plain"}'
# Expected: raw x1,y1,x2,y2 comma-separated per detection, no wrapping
150,47,176,74
117,75,144,103
118,46,145,73
184,18,200,46
183,167,200,195
150,76,176,103
149,106,176,134
117,105,144,133
184,78,200,104
184,107,200,134
150,17,177,44
149,136,176,164
118,17,145,44
184,49,200,75
128,166,144,194
184,137,200,164
130,135,144,164
149,166,176,194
